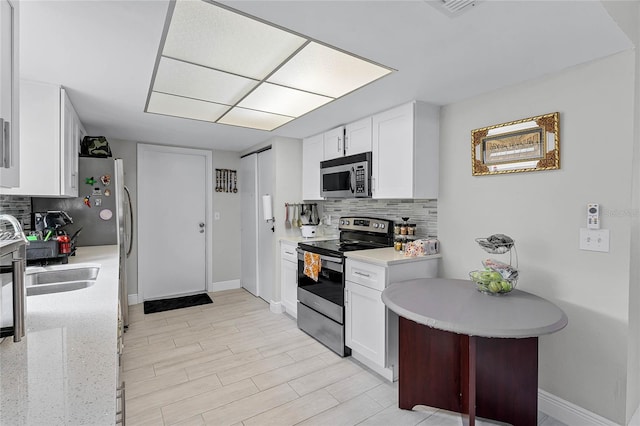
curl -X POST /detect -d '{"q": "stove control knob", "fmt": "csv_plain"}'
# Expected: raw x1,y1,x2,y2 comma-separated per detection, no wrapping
380,224,385,229
344,220,350,225
373,223,379,228
340,220,344,225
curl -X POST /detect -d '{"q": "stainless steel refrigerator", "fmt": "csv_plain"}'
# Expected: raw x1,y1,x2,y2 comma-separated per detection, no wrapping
32,158,133,326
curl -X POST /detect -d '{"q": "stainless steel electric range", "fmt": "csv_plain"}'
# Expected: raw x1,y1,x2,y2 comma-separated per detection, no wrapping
296,217,394,356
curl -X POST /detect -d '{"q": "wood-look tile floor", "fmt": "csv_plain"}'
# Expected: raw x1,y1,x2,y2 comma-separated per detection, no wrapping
123,288,565,426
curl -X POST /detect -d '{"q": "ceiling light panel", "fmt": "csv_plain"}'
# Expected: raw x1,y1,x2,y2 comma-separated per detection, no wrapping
147,92,229,123
218,107,294,131
267,42,393,98
238,83,333,118
146,1,394,131
154,57,258,105
163,1,306,80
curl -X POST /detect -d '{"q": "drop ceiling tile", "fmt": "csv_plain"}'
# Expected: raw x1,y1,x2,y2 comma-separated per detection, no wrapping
217,107,294,131
237,83,333,118
267,41,393,98
153,56,258,105
146,91,229,123
163,1,306,80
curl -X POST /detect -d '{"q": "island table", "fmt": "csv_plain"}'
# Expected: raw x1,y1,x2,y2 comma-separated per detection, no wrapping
381,278,568,426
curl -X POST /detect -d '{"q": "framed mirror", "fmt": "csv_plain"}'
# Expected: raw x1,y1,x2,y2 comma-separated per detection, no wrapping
471,112,560,176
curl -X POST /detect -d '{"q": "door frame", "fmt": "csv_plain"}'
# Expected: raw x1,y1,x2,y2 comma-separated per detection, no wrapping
137,143,213,300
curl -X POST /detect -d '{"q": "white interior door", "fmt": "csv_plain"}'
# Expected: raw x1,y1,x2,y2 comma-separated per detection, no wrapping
240,154,258,296
138,144,211,301
257,149,274,302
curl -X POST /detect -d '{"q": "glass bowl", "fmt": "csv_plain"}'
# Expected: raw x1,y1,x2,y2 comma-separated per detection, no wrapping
469,270,517,296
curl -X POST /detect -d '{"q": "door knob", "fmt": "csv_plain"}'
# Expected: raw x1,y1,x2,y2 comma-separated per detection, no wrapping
199,222,205,233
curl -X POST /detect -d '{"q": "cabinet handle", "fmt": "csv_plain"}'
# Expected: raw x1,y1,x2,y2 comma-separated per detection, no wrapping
71,173,77,189
344,135,348,151
337,137,341,153
1,119,11,168
344,289,348,305
284,251,294,256
354,271,371,278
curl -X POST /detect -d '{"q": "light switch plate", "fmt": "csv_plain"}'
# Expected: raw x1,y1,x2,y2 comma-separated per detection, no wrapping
579,228,610,252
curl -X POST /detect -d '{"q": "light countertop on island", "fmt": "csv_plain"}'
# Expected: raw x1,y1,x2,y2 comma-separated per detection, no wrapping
0,245,120,426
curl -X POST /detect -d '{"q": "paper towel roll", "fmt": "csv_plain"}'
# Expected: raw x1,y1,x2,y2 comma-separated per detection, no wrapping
262,194,273,221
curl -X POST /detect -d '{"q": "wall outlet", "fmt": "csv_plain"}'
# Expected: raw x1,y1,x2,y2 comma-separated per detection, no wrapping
579,228,609,252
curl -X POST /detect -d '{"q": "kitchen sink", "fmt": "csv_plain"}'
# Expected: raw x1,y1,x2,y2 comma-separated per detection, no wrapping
25,264,100,296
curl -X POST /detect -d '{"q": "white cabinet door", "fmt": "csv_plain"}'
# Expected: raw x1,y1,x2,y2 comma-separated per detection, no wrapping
323,126,345,161
371,101,439,199
61,90,79,197
345,117,372,156
372,102,414,199
301,133,323,200
280,242,298,318
345,280,386,367
2,81,84,197
0,0,19,188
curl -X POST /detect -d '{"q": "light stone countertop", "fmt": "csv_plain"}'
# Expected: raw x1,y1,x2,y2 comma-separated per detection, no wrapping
0,245,119,425
279,235,337,244
345,247,442,267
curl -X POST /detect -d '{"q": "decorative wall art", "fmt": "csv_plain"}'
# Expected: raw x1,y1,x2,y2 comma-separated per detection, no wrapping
471,112,560,176
215,169,238,193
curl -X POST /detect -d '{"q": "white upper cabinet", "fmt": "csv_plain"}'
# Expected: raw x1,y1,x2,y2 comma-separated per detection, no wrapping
2,80,85,197
302,133,324,200
0,0,19,188
344,117,372,157
322,126,345,161
371,101,439,199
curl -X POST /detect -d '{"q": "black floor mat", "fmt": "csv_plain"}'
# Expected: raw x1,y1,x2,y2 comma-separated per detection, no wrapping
144,293,213,314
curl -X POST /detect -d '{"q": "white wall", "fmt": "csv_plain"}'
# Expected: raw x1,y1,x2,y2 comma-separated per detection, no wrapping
212,150,241,284
439,50,636,424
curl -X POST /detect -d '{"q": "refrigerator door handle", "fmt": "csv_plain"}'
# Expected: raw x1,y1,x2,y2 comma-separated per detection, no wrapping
124,185,133,258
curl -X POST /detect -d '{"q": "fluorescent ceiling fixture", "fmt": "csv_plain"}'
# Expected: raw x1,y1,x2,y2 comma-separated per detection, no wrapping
145,0,394,131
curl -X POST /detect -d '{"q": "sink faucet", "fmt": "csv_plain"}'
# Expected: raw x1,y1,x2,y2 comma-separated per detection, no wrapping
0,214,28,243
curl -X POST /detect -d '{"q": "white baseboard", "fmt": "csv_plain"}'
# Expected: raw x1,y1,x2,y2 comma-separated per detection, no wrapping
128,294,140,305
350,351,394,383
208,279,240,293
269,301,285,314
538,389,618,426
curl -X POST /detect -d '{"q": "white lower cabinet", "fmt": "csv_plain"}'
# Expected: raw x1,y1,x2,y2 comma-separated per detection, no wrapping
280,241,298,318
345,280,386,367
345,256,439,381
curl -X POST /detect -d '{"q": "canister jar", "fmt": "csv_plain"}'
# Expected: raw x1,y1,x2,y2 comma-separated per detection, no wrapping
400,224,408,235
408,224,416,235
394,238,403,251
393,223,401,235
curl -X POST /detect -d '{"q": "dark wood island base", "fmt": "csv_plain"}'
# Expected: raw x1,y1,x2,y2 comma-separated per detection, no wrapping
399,317,539,426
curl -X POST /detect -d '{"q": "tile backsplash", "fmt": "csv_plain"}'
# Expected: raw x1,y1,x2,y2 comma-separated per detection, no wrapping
0,195,32,230
320,199,437,238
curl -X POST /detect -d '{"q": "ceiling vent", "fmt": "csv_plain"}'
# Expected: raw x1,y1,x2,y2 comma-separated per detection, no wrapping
426,0,481,17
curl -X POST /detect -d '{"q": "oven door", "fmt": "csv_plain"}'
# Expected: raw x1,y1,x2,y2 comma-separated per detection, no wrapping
296,249,344,324
0,251,15,338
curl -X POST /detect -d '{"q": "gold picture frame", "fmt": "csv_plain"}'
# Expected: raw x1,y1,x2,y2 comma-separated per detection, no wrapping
471,112,560,176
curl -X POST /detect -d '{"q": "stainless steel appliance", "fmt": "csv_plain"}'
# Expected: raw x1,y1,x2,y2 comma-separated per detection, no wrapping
0,215,27,342
31,158,133,327
297,217,394,356
320,152,372,198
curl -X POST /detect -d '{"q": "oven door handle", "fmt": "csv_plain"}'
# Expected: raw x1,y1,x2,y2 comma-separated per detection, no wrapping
296,248,343,264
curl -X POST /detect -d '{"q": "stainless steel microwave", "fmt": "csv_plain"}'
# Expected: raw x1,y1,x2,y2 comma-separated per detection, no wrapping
320,152,372,198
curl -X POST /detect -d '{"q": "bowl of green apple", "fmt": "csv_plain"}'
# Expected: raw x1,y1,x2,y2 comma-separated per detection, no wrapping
469,268,517,296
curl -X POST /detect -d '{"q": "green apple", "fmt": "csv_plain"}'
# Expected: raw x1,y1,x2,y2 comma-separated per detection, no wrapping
501,280,513,292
